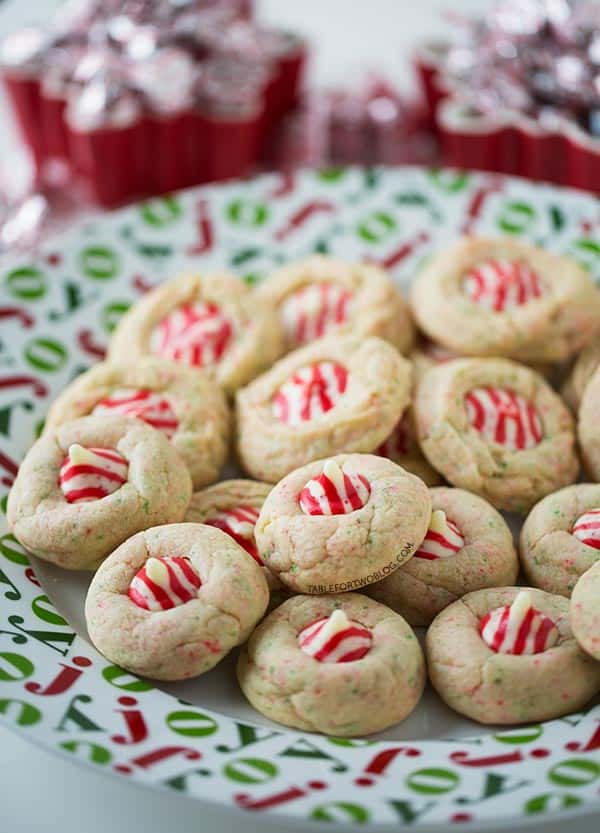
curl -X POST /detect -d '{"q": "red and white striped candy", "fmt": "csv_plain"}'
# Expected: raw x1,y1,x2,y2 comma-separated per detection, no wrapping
272,361,348,426
204,505,263,565
298,609,373,663
479,590,558,655
59,444,128,504
414,509,465,560
92,388,179,438
572,508,600,550
151,301,233,368
298,459,371,516
128,556,201,611
377,413,410,459
465,386,543,451
281,282,353,347
463,259,543,311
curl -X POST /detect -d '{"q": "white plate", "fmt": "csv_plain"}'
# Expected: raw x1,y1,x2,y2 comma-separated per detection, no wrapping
1,167,600,829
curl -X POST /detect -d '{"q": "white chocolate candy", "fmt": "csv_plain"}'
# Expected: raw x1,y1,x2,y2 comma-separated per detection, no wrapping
297,608,373,663
414,509,465,561
298,459,371,516
479,590,559,655
59,444,128,504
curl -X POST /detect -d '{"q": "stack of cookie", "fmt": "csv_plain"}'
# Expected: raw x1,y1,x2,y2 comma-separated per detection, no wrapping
7,241,600,737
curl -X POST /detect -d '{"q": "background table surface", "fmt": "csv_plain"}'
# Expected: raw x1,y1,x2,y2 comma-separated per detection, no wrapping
0,2,598,832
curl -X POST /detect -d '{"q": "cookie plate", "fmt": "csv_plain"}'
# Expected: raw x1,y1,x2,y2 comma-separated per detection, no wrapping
1,167,599,829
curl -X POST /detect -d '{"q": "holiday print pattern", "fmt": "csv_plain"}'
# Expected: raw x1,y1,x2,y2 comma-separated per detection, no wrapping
571,508,600,550
151,302,233,368
204,506,262,564
298,459,371,516
479,591,559,655
414,510,465,560
297,609,373,663
128,556,202,611
280,283,353,347
1,169,600,828
465,387,543,451
272,362,348,426
92,389,179,438
463,259,543,311
59,444,128,503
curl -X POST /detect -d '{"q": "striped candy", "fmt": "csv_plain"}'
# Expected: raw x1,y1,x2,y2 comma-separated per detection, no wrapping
479,590,558,655
92,388,179,438
414,509,465,560
151,301,233,368
572,508,600,550
377,413,410,459
280,282,353,347
463,259,543,311
272,361,348,426
298,459,371,516
298,609,373,663
59,444,128,504
465,386,543,451
204,505,263,564
128,556,201,611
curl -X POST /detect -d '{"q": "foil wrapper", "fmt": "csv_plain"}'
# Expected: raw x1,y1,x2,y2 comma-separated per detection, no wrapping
67,71,144,131
445,0,600,134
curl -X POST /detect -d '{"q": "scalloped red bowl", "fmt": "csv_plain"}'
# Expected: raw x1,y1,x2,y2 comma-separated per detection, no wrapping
414,41,600,193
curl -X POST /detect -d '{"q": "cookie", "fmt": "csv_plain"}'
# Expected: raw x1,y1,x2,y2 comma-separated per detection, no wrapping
367,487,518,625
43,357,230,489
236,335,411,483
108,272,284,395
237,593,425,736
520,484,600,597
562,339,600,412
415,358,578,513
427,587,600,725
255,454,431,594
85,523,269,680
256,255,414,354
571,561,600,661
376,408,442,486
184,479,280,590
411,236,600,363
7,415,192,570
578,367,600,480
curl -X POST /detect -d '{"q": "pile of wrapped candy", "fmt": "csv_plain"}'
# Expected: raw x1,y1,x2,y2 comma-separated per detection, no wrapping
416,0,600,189
446,0,599,135
0,0,306,206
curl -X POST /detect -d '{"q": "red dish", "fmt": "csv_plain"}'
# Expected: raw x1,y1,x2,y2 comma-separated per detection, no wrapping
414,41,600,193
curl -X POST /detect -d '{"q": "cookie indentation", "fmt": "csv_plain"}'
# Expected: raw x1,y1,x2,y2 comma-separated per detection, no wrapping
205,505,263,564
298,609,373,662
479,590,558,655
128,556,201,611
150,302,233,368
281,283,353,347
414,509,464,560
59,444,128,503
298,459,371,516
92,388,179,438
465,386,543,451
463,259,543,311
272,361,348,425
